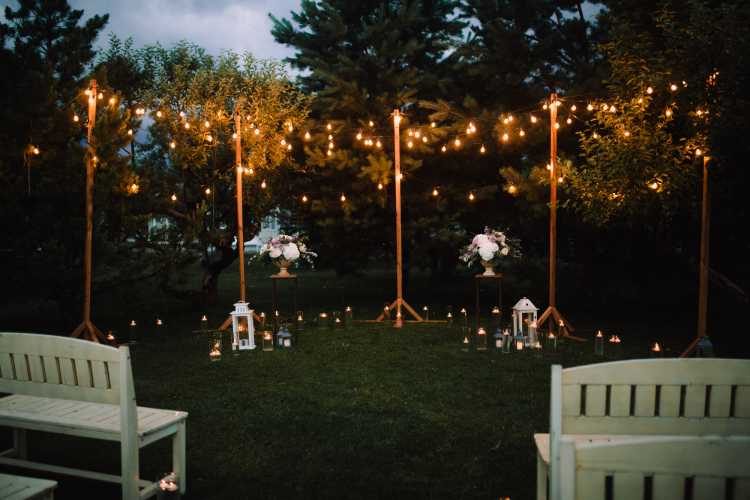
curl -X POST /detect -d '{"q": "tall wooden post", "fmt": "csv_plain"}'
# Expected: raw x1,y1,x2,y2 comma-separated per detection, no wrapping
537,94,578,339
374,109,422,325
682,155,711,357
72,80,105,342
235,113,247,303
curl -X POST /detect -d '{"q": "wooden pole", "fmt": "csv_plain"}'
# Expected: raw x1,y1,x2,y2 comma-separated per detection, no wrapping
548,94,558,309
235,112,247,303
682,155,711,357
537,93,578,338
394,109,404,328
72,79,105,341
372,109,422,324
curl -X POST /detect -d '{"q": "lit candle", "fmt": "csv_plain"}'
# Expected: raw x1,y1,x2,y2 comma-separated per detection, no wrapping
516,339,524,351
477,327,487,351
595,330,604,356
156,318,163,326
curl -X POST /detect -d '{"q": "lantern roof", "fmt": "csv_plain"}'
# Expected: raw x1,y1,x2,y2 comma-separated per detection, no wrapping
512,297,538,312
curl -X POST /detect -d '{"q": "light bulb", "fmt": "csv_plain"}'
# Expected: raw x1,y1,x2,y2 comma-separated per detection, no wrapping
543,103,548,110
261,180,267,189
519,129,525,137
468,192,475,201
206,134,213,142
205,187,211,195
554,122,560,129
646,86,654,94
368,120,374,127
203,120,210,128
254,128,260,135
454,138,461,148
502,133,509,142
665,109,673,117
414,130,421,139
170,193,177,202
508,184,517,194
32,147,39,155
587,103,594,111
326,150,332,157
109,97,116,105
328,141,334,150
169,141,176,149
566,118,572,124
480,145,486,153
97,92,103,100
73,114,79,122
422,136,427,143
592,132,599,139
570,104,577,111
695,148,702,157
281,139,287,146
304,131,311,140
328,134,333,141
609,106,617,113
287,123,293,133
156,110,163,118
340,193,346,202
376,140,382,148
179,111,186,118
184,122,190,130
127,129,133,136
407,129,413,137
377,182,383,190
356,132,362,140
301,194,308,203
441,145,447,153
287,144,292,151
530,115,538,123
327,123,332,130
623,130,630,137
670,83,678,91
430,122,436,128
432,188,439,197
407,140,413,148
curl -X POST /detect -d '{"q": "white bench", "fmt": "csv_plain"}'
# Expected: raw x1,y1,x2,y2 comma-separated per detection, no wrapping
0,332,188,500
535,359,750,500
558,435,750,500
0,472,57,499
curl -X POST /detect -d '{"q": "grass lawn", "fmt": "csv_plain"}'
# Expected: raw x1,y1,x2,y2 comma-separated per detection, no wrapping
1,262,742,499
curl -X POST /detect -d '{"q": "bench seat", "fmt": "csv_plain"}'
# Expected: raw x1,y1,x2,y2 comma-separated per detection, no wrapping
0,395,187,443
533,433,638,465
0,472,57,500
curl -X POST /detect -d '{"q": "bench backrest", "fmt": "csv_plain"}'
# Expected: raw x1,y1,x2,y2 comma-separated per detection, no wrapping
0,332,134,406
560,436,750,500
554,359,750,436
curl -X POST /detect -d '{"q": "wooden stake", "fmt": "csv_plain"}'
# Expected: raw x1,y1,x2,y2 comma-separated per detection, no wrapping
682,155,711,357
72,79,106,342
537,94,579,339
375,109,422,325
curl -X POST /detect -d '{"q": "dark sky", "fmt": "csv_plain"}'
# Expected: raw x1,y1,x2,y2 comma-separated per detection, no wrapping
2,0,299,61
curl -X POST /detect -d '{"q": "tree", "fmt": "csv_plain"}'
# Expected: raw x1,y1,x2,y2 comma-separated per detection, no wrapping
133,43,310,299
0,1,138,322
271,0,467,275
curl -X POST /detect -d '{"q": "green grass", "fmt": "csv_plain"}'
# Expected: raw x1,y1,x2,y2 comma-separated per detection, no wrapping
1,263,741,498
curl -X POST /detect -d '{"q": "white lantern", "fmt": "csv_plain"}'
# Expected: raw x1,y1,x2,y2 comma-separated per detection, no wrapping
512,297,538,346
230,301,256,351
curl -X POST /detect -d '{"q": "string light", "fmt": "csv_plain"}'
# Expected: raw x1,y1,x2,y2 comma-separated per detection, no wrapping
301,194,308,203
570,105,577,112
501,133,509,142
287,144,292,151
377,182,383,190
127,129,133,136
530,115,538,124
261,180,267,189
129,183,139,194
304,131,311,140
414,130,421,139
587,103,594,111
695,148,703,157
254,128,260,135
287,123,294,133
245,167,254,175
204,187,211,195
519,129,525,137
554,122,560,130
592,132,599,139
566,117,572,125
376,140,382,148
623,130,630,137
32,146,40,155
156,110,163,118
232,133,237,139
670,83,678,92
430,122,436,128
356,131,362,140
169,141,176,149
454,138,461,148
281,139,287,146
170,193,177,202
206,134,213,142
184,122,190,130
328,141,334,150
421,136,428,143
73,114,79,122
441,145,447,153
480,144,486,153
468,192,475,201
327,134,333,141
665,108,673,118
407,140,413,148
109,97,116,105
507,184,517,194
543,103,548,110
646,86,654,94
179,111,186,118
327,123,332,131
97,92,103,100
397,173,404,181
326,150,332,157
340,193,346,202
368,120,374,127
432,188,439,197
203,120,210,128
609,106,617,113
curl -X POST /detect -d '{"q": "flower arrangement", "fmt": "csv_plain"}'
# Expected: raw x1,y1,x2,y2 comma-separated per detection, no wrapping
259,234,316,276
460,227,515,275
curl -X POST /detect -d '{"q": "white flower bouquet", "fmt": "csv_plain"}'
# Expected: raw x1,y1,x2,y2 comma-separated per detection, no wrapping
259,234,316,276
460,227,516,275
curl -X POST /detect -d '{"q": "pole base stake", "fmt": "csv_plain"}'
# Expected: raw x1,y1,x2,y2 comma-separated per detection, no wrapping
374,298,424,327
71,320,106,343
537,306,584,341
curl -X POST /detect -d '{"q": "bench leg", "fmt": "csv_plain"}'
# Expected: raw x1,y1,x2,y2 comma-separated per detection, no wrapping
13,429,28,459
536,454,548,500
172,421,186,493
121,438,140,500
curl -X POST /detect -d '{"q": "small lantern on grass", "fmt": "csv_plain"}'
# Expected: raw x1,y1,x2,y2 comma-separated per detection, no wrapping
277,325,293,349
514,334,525,352
345,306,353,327
317,312,330,329
696,336,714,357
422,306,430,321
231,302,256,351
199,314,208,332
128,320,137,342
460,307,468,328
491,306,501,329
446,306,454,326
512,298,538,346
503,329,512,353
333,311,344,328
156,318,163,327
651,342,662,357
546,331,557,352
476,327,488,351
295,311,305,332
595,330,604,356
461,334,470,352
208,332,223,362
394,310,402,327
493,328,503,350
262,331,274,351
258,312,267,329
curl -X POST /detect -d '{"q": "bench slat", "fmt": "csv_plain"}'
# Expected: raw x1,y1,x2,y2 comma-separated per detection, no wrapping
652,475,684,500
736,386,750,418
685,385,707,418
586,385,606,416
610,385,630,417
634,385,656,417
562,384,580,417
694,477,724,500
710,385,732,418
659,385,681,417
736,478,750,498
613,472,642,500
575,470,604,499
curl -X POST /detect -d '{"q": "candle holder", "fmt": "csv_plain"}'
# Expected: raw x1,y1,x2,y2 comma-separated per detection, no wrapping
546,331,557,352
156,317,163,327
461,333,470,352
393,310,403,327
514,335,525,352
608,334,622,358
333,311,343,329
106,330,116,345
595,330,604,356
344,306,353,328
476,327,488,351
262,331,274,351
258,312,267,330
199,314,209,332
493,327,504,351
295,311,305,332
208,331,223,362
277,324,293,349
446,306,454,326
460,307,468,330
422,306,430,321
128,319,137,343
502,329,512,353
491,306,501,329
317,312,329,330
230,302,255,351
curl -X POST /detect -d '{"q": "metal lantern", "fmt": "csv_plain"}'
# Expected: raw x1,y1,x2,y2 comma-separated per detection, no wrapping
446,306,454,326
502,328,512,353
651,341,662,357
128,319,137,343
277,325,293,349
546,331,557,352
383,303,392,321
345,306,353,327
422,306,430,321
258,312,267,329
461,333,470,352
317,312,330,329
491,306,501,329
512,297,538,345
262,330,274,351
493,328,504,350
295,311,305,332
231,301,256,351
333,311,344,329
199,314,208,332
476,327,488,351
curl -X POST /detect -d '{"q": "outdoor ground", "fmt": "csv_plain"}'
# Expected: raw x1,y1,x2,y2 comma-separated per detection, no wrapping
0,261,743,499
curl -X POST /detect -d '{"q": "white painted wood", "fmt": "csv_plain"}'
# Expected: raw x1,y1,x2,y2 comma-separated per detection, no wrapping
735,478,750,499
684,384,707,418
536,450,547,500
735,386,750,418
613,472,642,500
610,384,630,417
659,385,681,417
652,475,684,500
558,438,575,500
585,385,607,416
710,384,732,418
562,359,750,386
549,365,562,500
694,477,724,500
0,472,57,500
0,332,188,500
633,384,655,416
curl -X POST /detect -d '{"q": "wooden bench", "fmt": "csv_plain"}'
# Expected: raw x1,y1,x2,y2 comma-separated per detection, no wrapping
558,435,750,500
0,472,57,499
535,358,750,500
0,332,188,500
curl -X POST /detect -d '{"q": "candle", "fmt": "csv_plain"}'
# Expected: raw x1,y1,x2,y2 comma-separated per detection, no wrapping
129,320,136,327
156,318,163,326
515,339,524,351
595,330,604,356
106,331,115,342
